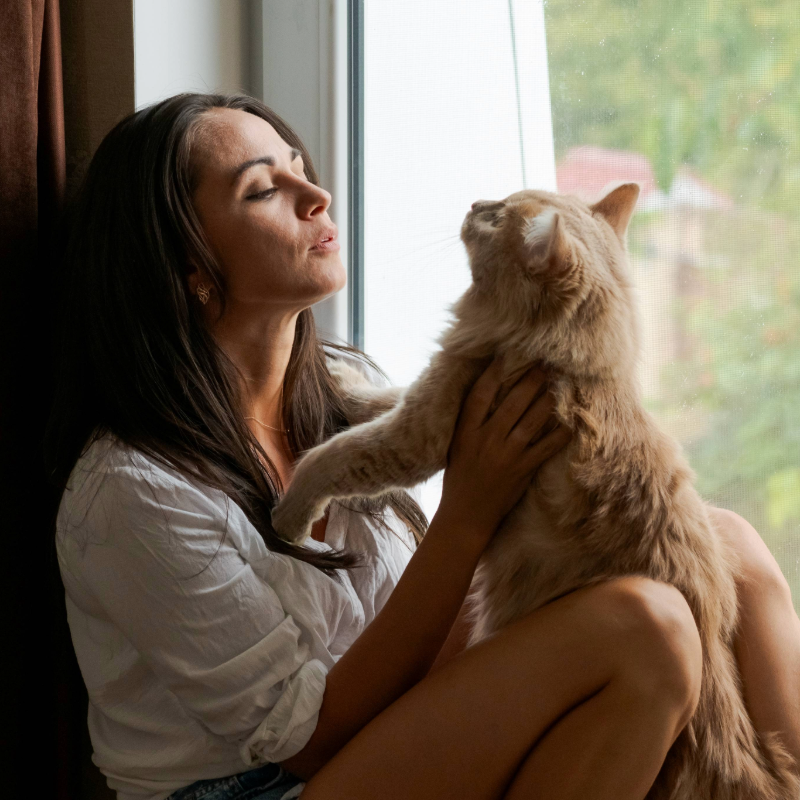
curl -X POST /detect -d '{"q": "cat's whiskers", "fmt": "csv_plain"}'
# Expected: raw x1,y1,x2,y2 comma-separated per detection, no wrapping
372,233,461,264
368,233,463,271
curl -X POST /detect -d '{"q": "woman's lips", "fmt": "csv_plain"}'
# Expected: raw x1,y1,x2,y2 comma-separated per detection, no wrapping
310,236,340,252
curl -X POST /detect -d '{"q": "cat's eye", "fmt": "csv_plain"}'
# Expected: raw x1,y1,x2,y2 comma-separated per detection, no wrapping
480,211,503,228
474,207,504,227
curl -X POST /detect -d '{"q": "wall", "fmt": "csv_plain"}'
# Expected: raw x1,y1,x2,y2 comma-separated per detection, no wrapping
61,0,259,193
131,0,348,340
133,0,253,108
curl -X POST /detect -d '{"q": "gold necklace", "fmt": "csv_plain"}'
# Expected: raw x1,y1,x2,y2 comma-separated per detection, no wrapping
245,415,290,434
244,386,290,434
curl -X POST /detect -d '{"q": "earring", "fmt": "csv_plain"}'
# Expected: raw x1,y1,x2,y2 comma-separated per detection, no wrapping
196,283,211,305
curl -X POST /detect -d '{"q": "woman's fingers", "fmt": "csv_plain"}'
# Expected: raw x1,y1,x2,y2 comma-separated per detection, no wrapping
442,357,571,536
459,356,506,430
522,424,573,472
487,366,548,437
508,388,557,447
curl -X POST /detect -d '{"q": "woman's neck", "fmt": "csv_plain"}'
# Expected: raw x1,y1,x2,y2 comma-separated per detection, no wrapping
210,302,299,428
210,303,327,540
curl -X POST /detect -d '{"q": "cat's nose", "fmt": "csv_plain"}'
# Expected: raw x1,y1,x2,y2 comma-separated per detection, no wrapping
471,200,504,212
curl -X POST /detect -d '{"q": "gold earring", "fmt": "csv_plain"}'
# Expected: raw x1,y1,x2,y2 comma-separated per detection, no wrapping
196,283,211,305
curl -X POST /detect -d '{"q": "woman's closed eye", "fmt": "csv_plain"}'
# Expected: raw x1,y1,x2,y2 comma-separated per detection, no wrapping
246,187,278,201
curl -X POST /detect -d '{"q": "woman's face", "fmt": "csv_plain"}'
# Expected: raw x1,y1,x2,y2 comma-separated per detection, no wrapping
189,107,345,313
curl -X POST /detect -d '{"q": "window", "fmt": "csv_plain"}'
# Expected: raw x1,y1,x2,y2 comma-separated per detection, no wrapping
355,0,800,611
357,0,555,515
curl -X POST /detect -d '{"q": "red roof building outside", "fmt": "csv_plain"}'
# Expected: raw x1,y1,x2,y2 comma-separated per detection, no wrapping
555,145,734,211
556,145,660,203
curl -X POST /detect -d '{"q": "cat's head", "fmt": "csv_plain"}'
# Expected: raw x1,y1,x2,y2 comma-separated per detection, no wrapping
459,183,641,379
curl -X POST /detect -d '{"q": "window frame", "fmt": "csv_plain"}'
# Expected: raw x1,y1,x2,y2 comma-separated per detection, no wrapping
347,0,365,349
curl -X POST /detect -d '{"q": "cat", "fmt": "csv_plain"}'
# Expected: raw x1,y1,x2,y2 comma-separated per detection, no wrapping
272,183,799,799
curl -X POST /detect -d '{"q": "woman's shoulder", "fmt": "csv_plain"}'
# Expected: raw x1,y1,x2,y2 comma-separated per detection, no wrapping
57,432,229,540
63,432,193,495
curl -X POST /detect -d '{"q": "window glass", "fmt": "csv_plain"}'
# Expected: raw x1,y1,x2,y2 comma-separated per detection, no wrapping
363,0,800,612
363,0,555,515
544,0,800,610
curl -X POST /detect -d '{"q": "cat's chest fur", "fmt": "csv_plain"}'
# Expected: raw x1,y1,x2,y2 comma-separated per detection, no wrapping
471,444,586,640
467,376,698,643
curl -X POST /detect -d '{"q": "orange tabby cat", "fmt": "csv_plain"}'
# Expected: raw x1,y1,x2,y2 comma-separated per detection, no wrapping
273,184,799,799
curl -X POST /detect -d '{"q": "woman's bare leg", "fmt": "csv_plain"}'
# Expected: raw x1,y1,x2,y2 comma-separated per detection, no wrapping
301,576,701,800
504,662,691,799
709,507,800,766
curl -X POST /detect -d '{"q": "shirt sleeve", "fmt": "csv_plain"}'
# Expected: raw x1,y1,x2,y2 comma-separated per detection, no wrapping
62,458,328,765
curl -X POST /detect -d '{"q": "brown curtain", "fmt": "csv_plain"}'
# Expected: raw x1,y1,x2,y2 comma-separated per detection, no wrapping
0,1,92,798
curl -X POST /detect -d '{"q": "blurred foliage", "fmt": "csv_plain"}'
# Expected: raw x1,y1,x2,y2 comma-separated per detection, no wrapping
544,0,800,213
544,0,800,608
660,210,800,605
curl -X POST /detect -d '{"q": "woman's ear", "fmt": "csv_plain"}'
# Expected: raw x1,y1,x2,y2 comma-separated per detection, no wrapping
590,182,640,240
186,261,206,295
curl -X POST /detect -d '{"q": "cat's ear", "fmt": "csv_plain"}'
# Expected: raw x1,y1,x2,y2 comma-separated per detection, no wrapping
590,182,640,240
523,208,576,275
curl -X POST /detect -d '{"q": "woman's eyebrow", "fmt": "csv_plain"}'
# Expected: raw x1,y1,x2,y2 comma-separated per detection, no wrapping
234,149,303,180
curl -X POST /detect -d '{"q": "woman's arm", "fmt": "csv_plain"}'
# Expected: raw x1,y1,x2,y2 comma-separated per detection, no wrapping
428,589,478,674
708,506,800,767
280,505,491,781
280,362,570,781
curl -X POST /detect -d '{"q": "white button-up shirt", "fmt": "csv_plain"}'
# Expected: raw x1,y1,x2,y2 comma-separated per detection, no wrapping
57,411,416,799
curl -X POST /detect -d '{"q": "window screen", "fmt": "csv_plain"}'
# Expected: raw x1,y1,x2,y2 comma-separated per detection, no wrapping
360,0,800,611
544,0,800,610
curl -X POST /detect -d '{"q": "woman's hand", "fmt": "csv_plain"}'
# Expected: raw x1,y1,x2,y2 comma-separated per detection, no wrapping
437,357,572,544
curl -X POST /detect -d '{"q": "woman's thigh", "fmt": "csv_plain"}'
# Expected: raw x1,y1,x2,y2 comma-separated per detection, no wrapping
300,576,698,800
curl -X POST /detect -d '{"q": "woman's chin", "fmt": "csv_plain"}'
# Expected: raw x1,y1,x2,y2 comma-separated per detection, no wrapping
308,282,346,309
309,260,347,299
234,261,347,310
287,278,346,312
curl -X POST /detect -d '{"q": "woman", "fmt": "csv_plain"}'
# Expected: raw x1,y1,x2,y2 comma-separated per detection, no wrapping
46,93,800,800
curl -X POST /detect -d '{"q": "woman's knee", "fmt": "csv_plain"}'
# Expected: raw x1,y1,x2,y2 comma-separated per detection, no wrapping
591,577,703,723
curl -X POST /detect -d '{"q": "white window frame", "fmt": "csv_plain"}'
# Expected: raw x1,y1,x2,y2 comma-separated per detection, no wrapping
257,0,353,345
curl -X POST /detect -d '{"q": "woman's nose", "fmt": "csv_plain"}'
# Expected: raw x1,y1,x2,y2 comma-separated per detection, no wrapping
300,184,331,218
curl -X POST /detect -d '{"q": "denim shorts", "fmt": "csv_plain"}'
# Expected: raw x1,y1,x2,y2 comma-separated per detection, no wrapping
166,763,305,800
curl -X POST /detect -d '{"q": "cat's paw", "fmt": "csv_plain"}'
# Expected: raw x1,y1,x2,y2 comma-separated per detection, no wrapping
328,358,371,393
271,491,324,544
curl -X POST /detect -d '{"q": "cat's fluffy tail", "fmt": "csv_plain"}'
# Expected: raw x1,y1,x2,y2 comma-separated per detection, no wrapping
652,728,798,800
650,640,799,800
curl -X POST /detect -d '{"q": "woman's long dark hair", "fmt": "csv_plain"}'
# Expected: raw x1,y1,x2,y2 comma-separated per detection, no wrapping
44,92,427,576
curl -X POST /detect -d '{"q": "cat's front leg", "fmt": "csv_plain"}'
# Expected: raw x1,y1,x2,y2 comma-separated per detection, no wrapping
328,358,405,424
273,352,481,543
272,409,450,543
270,446,342,545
